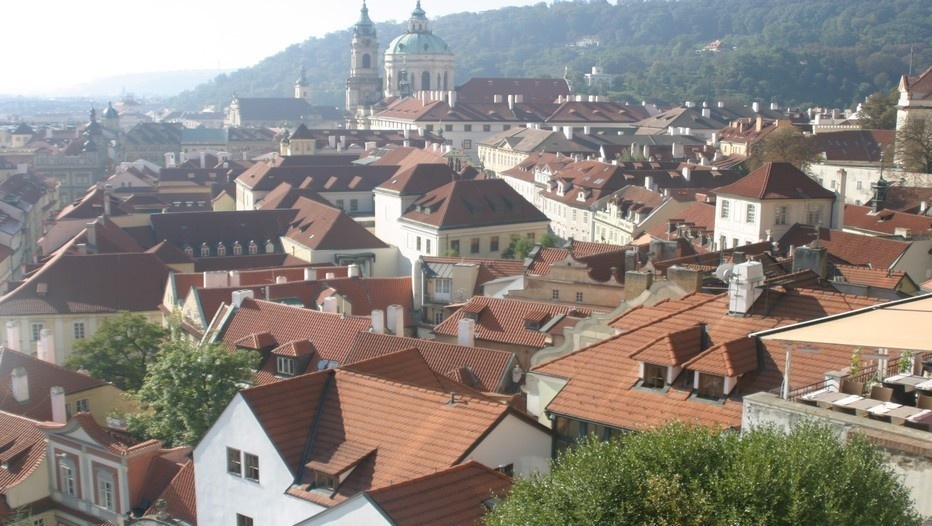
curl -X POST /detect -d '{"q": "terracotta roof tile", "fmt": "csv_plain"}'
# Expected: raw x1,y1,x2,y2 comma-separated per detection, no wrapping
366,461,512,525
843,204,932,236
833,264,908,290
147,459,197,524
537,290,882,430
434,296,591,348
0,348,108,421
779,225,908,269
0,410,46,494
319,276,413,324
714,162,835,200
682,337,759,377
629,325,705,366
345,332,517,393
401,179,547,230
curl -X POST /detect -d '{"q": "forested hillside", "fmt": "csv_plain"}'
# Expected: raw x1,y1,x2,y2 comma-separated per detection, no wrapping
171,0,931,112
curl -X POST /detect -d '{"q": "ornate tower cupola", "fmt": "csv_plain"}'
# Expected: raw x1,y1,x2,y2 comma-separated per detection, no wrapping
294,65,311,102
871,174,889,213
345,1,382,128
408,1,429,33
382,1,455,98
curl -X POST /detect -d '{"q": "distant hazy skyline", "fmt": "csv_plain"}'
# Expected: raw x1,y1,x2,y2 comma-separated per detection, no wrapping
1,0,546,96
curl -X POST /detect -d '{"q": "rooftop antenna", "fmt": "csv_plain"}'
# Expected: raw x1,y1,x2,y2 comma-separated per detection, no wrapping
909,43,914,76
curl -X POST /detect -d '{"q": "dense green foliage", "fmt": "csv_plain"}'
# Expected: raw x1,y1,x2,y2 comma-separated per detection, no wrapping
64,312,169,392
485,422,921,526
502,232,558,259
172,0,930,112
746,126,821,171
860,88,899,130
127,339,259,447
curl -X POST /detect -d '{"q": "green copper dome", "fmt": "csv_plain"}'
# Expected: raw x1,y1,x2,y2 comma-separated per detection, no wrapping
386,32,451,55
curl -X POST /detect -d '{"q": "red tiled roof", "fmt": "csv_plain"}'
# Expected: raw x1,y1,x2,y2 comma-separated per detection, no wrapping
147,459,197,524
366,461,512,525
0,252,170,315
812,129,894,162
902,66,932,102
345,332,517,393
215,298,373,366
0,410,46,495
421,257,527,295
375,162,459,196
434,296,591,348
456,77,570,104
714,162,835,200
241,367,514,505
319,276,413,324
285,197,389,250
401,179,548,230
535,289,882,430
833,264,908,290
779,225,908,269
0,348,108,421
873,186,932,213
236,161,396,192
843,204,932,236
629,325,704,367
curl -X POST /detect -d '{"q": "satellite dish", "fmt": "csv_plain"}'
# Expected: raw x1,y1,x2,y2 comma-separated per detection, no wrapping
714,262,735,282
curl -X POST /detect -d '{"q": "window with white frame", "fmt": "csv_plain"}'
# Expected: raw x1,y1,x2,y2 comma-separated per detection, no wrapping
96,470,115,511
73,322,86,339
59,457,77,496
31,323,43,341
232,242,243,256
248,241,258,255
227,447,242,476
746,204,756,223
244,453,259,481
216,243,227,256
434,278,451,294
276,356,295,376
75,398,89,413
200,244,210,257
807,204,822,225
720,199,730,219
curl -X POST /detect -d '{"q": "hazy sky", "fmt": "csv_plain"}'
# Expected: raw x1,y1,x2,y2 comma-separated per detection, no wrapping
1,0,545,96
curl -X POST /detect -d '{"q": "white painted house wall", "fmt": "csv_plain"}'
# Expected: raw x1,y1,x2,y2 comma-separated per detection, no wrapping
297,494,392,526
194,394,326,525
464,414,551,477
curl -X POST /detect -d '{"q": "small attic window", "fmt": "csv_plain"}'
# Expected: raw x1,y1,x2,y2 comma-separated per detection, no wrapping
276,356,295,376
265,240,275,254
311,470,336,491
642,363,667,389
696,372,725,400
464,311,480,322
248,240,258,255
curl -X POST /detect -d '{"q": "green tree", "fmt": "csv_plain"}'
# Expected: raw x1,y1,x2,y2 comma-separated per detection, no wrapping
859,88,898,129
127,339,259,447
896,117,932,173
747,125,821,171
64,312,169,392
501,233,558,259
485,422,921,526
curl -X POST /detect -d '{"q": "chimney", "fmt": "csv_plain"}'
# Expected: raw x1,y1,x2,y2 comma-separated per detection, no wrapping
203,270,228,288
200,151,207,169
38,329,56,364
644,175,654,192
791,245,828,277
51,386,66,423
231,289,254,308
833,168,847,229
11,367,28,403
457,318,476,347
770,102,779,111
494,94,503,103
563,126,573,140
755,116,764,132
584,126,591,135
667,266,703,293
508,95,514,110
681,166,691,181
322,296,338,313
347,264,361,278
752,101,760,113
701,108,711,118
448,90,456,108
228,271,241,287
512,364,523,384
371,309,385,334
624,271,653,301
5,321,20,351
920,201,928,214
388,304,405,336
275,276,287,284
328,135,337,149
325,272,336,280
728,261,765,315
103,184,112,217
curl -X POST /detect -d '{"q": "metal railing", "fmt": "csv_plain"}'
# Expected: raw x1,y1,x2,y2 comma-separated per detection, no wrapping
774,351,932,401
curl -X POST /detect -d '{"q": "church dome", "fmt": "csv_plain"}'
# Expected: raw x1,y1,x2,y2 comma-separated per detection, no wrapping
385,32,451,55
102,102,119,119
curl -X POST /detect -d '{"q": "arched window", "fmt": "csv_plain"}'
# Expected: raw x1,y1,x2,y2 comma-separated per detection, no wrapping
216,243,227,257
443,72,449,90
232,241,242,256
421,71,431,90
248,240,258,255
200,243,210,257
362,53,371,69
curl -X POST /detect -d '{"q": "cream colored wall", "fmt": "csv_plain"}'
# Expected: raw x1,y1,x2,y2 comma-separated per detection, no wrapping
68,385,136,423
4,457,50,508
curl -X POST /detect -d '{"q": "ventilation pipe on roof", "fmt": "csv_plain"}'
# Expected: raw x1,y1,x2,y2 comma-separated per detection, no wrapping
508,95,514,111
11,367,28,403
371,309,385,334
348,264,361,278
458,318,476,347
51,386,66,423
752,102,760,113
5,321,20,352
231,289,254,308
728,261,765,315
387,304,404,336
38,329,55,364
832,168,847,230
563,126,573,140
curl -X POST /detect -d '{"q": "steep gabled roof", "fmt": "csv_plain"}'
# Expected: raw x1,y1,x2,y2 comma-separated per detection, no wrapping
317,275,413,323
0,252,171,315
0,348,107,420
285,198,389,251
714,162,835,200
375,162,460,196
365,461,512,525
147,459,197,524
148,209,297,251
401,179,547,230
843,204,932,236
0,410,46,495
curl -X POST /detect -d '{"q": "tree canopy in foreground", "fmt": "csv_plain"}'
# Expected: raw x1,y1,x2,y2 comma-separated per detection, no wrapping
484,422,921,526
127,339,259,447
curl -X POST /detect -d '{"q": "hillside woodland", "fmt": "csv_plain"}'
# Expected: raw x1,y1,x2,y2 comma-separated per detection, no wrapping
172,0,932,112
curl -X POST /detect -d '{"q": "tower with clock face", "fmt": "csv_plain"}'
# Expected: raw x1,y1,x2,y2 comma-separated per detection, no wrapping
345,1,382,128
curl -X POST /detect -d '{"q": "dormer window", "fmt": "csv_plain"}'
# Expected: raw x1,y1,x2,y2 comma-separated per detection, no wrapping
183,245,194,257
200,243,210,257
265,240,275,253
276,356,296,376
216,243,227,256
233,241,243,256
312,471,336,491
464,311,480,322
696,373,725,400
642,363,667,389
248,240,258,255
